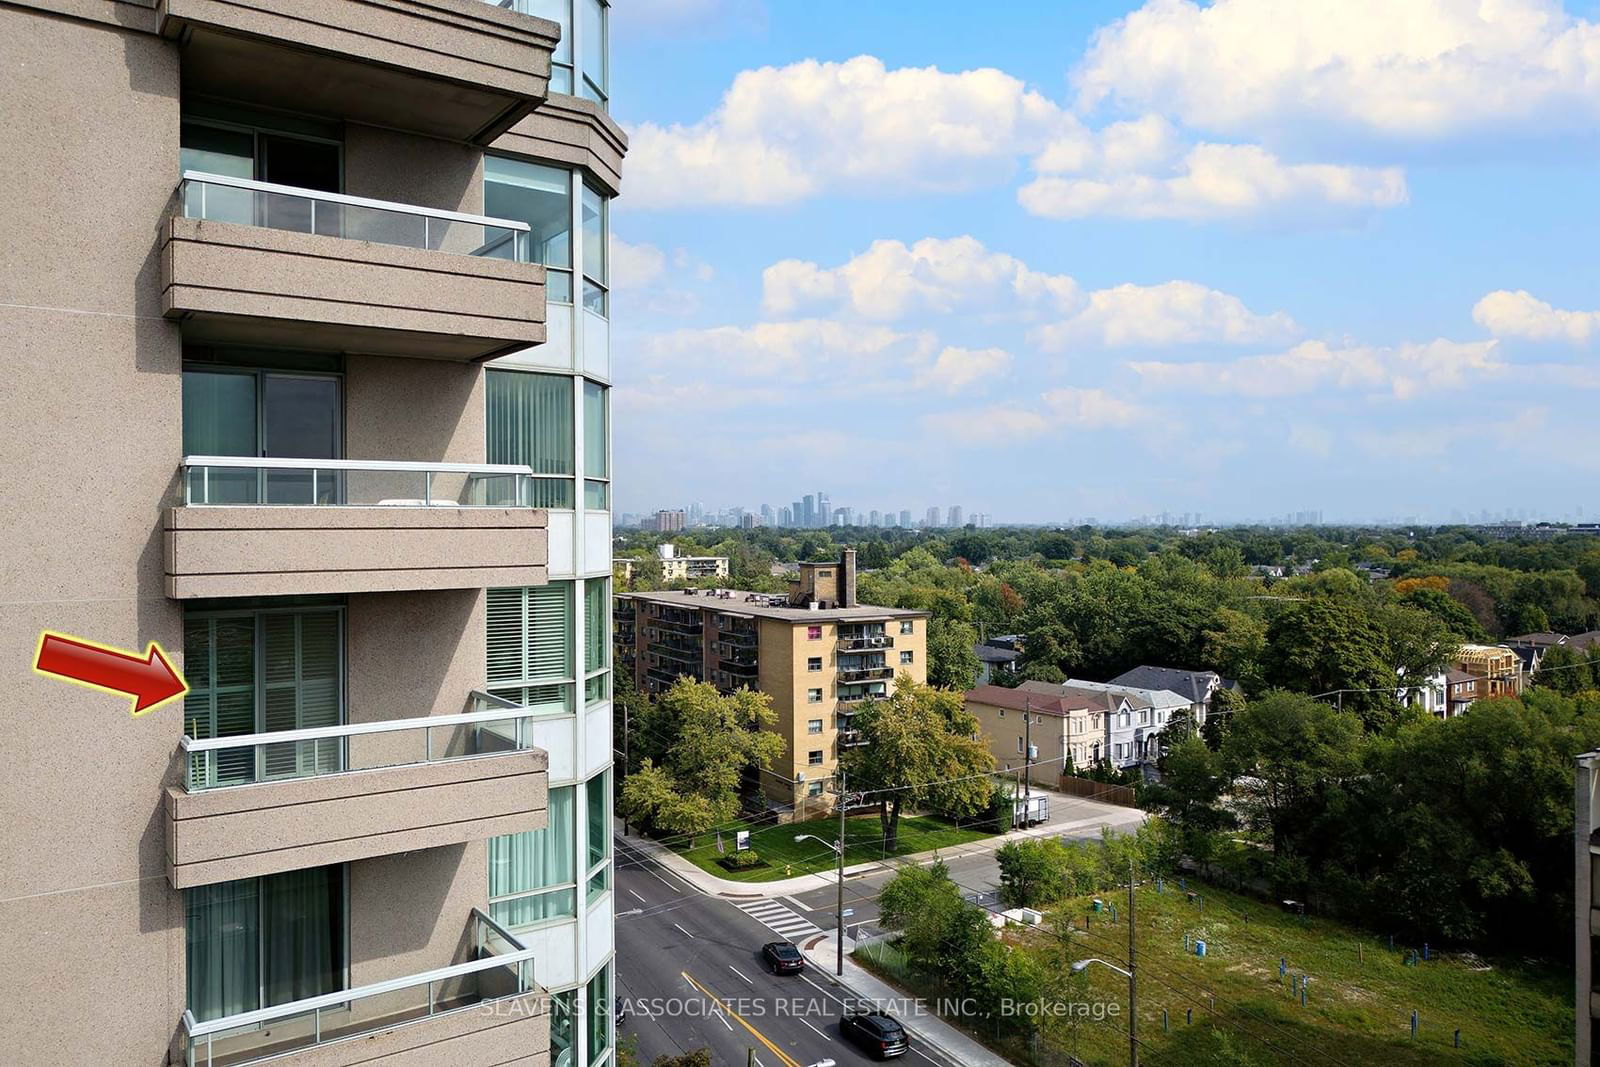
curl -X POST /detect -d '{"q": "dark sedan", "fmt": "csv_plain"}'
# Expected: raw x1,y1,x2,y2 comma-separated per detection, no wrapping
761,941,805,974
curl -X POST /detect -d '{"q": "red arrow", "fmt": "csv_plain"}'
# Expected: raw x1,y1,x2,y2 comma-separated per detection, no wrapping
33,631,188,716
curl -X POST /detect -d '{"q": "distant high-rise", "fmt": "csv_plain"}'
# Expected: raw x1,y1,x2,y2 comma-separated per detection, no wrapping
899,509,912,528
802,494,815,527
761,504,776,526
868,510,881,526
949,505,963,528
791,500,804,527
816,492,831,528
655,509,687,532
925,506,941,528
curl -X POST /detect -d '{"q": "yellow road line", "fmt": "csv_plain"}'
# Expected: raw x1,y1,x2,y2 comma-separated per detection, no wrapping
680,969,802,1067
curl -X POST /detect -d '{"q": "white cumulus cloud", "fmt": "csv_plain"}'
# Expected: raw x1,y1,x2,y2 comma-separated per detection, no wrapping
1019,140,1407,222
920,388,1145,443
1031,280,1298,349
1473,289,1600,344
762,236,1078,320
913,346,1013,394
1074,0,1600,141
637,319,936,381
626,56,1070,209
1130,338,1504,399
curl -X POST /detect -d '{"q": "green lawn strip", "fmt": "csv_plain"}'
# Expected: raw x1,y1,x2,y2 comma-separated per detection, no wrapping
862,878,1569,1066
672,812,993,882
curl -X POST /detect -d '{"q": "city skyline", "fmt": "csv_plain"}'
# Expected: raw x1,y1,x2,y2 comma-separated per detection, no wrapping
610,0,1600,523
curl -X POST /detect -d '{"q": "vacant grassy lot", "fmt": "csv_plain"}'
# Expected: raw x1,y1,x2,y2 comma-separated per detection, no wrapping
674,812,993,882
863,878,1570,1066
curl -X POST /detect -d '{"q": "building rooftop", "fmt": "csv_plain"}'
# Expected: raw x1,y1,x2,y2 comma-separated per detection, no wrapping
1107,665,1232,704
974,644,1021,665
616,587,925,623
965,684,1085,716
1020,678,1192,710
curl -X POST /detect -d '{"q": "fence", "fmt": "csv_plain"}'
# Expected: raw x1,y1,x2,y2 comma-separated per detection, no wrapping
1057,773,1138,808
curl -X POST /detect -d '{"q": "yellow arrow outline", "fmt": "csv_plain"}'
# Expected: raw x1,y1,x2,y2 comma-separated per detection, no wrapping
680,969,803,1067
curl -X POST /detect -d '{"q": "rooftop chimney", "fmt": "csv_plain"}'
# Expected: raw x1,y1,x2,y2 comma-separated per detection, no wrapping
840,547,857,608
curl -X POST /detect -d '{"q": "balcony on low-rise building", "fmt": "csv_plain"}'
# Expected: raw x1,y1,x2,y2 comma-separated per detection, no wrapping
164,172,546,362
167,693,549,889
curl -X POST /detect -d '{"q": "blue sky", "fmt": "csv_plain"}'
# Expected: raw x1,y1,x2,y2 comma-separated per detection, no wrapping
606,0,1600,524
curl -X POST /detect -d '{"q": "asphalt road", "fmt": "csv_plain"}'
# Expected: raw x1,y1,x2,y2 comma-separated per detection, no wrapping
614,835,963,1067
614,797,1143,1066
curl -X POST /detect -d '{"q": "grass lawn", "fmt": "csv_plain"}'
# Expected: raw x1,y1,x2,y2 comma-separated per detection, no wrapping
861,878,1571,1066
673,812,993,882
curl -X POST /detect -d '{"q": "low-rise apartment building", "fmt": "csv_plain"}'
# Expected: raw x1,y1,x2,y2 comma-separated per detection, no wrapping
615,551,927,808
965,684,1096,786
2,2,623,1063
656,543,730,581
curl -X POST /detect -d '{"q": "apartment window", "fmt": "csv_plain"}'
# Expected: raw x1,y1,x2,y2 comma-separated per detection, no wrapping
807,688,823,703
583,380,609,509
578,0,609,105
585,771,610,903
899,651,914,665
490,786,576,926
1140,710,1149,725
1017,737,1023,753
807,718,823,734
185,866,346,1023
183,607,343,787
182,361,342,505
179,116,341,230
808,750,824,766
584,578,609,705
486,370,575,508
487,583,575,714
550,989,577,1066
485,156,573,302
807,625,822,640
807,780,825,798
807,657,823,672
900,621,914,635
586,962,613,1066
581,183,608,317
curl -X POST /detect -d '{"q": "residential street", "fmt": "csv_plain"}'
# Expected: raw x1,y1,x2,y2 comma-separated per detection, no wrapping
614,835,965,1067
614,793,1145,1065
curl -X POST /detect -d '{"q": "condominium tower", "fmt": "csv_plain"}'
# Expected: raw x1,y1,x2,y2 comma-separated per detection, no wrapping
615,551,929,809
1,1,623,1064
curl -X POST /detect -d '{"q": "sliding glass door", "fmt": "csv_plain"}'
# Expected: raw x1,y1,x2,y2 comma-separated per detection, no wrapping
182,365,342,505
186,866,347,1024
184,607,345,788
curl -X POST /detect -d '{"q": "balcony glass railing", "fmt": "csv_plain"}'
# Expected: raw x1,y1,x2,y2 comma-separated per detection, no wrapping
181,456,553,508
181,909,536,1067
179,171,531,261
180,700,544,792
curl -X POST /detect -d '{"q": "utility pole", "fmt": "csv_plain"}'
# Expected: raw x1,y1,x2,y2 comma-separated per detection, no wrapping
1128,857,1138,1067
1024,696,1033,799
837,766,847,977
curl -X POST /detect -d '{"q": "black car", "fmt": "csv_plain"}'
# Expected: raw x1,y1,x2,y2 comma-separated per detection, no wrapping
840,1009,908,1059
761,941,805,974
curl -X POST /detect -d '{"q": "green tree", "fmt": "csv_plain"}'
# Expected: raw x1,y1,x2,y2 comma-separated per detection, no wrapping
1201,687,1242,750
617,680,784,846
1534,644,1598,694
842,679,994,851
1143,735,1237,873
995,839,1072,909
926,617,981,689
1263,599,1397,729
878,860,992,976
1398,586,1488,642
1222,690,1365,868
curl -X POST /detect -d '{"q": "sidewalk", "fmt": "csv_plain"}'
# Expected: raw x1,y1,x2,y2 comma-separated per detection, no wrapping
798,935,1014,1067
617,789,1145,899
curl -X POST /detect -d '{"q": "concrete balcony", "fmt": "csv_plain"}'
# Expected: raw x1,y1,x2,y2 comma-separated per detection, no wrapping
167,698,548,890
181,908,546,1067
158,0,559,144
164,173,545,362
165,458,550,599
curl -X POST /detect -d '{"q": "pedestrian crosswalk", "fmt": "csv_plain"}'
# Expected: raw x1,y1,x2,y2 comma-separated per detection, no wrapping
733,898,825,942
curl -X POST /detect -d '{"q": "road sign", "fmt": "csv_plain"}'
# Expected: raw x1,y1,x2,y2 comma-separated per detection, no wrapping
736,830,751,851
841,908,854,917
